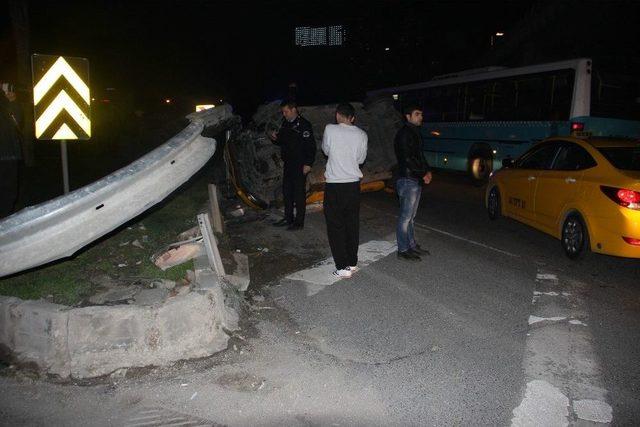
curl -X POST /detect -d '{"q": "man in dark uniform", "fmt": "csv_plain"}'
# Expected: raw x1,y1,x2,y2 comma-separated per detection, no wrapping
268,100,316,230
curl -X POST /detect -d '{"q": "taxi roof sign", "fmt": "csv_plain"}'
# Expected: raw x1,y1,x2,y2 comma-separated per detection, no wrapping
32,54,91,140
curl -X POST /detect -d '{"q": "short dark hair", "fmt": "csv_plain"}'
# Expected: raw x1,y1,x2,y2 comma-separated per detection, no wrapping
403,104,422,116
280,99,297,109
336,102,355,118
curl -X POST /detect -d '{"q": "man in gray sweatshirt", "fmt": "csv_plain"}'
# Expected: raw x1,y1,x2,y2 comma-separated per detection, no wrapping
322,103,368,278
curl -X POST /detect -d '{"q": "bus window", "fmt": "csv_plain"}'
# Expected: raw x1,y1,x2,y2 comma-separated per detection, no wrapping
514,75,548,120
424,84,464,122
486,79,517,121
591,71,640,121
465,81,489,120
549,70,574,121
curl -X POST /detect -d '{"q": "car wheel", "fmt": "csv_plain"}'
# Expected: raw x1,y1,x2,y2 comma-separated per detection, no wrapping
487,187,501,220
469,155,493,185
561,214,589,259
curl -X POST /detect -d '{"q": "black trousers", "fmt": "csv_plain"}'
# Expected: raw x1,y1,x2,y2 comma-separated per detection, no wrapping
0,160,19,218
323,181,360,270
283,168,307,225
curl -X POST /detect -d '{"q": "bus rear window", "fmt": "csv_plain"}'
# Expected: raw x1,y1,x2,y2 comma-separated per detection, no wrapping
597,146,640,171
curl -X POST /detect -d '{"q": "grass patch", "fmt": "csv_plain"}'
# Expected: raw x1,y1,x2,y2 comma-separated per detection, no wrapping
0,172,211,305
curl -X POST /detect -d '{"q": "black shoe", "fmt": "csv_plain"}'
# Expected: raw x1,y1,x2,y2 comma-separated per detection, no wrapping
397,250,421,261
287,223,303,231
411,245,431,256
273,219,291,227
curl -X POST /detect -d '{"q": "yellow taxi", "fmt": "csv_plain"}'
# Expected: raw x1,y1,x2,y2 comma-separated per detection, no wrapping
486,136,640,258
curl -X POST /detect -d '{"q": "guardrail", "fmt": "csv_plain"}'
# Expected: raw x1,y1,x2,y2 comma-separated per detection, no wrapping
0,105,234,278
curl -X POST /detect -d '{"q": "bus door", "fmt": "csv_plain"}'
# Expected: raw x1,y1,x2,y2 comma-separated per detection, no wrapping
504,142,562,223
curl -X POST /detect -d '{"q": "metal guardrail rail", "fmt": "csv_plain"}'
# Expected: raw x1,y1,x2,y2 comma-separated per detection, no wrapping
0,105,234,278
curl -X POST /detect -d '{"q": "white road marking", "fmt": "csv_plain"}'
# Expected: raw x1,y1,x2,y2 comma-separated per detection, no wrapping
534,291,560,296
285,239,397,296
528,315,567,325
573,399,613,423
512,269,613,426
361,202,519,258
511,380,569,427
415,224,520,258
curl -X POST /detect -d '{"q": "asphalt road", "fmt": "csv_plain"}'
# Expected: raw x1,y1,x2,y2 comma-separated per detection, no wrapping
1,171,638,426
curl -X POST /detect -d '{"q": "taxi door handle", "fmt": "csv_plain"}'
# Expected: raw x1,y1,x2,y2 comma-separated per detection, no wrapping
528,176,536,181
565,177,576,184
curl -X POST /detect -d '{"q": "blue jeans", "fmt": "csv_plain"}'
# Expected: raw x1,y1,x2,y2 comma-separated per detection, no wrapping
396,177,422,252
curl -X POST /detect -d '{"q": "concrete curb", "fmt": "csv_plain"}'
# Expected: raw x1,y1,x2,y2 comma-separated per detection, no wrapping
0,269,239,379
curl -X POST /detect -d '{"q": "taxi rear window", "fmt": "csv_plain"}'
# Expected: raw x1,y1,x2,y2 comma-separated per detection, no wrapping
597,146,640,171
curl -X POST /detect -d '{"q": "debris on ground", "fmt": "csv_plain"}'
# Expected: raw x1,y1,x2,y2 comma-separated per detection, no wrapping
152,242,202,271
228,206,245,217
152,279,177,290
131,239,144,249
88,285,139,305
178,226,201,241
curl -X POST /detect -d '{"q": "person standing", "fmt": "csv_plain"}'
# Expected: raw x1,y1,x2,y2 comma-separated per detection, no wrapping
0,83,22,218
322,103,368,278
394,104,432,261
269,100,316,230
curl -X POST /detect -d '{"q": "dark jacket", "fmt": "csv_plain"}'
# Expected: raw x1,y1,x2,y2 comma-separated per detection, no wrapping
0,96,22,161
274,115,316,173
394,123,430,181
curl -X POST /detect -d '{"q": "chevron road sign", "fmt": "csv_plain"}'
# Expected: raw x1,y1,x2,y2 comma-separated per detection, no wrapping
31,54,91,140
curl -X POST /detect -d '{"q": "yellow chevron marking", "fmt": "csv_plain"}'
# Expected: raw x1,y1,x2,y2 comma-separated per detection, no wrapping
33,57,90,106
51,123,78,140
35,90,91,138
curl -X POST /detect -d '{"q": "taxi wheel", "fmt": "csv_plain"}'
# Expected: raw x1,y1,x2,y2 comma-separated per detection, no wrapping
487,187,501,220
561,214,589,259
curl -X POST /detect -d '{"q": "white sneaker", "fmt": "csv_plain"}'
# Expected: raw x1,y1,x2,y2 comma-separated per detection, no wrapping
348,266,359,273
332,268,352,278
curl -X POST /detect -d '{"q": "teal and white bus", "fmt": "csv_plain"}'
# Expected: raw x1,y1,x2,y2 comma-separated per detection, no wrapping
368,58,640,181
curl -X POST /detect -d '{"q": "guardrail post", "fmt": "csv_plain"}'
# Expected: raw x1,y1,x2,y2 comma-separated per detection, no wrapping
208,184,224,234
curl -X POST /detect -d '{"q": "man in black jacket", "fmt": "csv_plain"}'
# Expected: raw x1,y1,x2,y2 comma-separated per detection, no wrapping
269,100,316,230
394,104,432,260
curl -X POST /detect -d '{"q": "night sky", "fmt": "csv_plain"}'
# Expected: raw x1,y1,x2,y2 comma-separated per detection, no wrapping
1,0,639,117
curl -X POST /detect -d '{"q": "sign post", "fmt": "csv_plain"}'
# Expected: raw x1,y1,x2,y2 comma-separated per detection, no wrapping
60,140,69,194
31,54,91,194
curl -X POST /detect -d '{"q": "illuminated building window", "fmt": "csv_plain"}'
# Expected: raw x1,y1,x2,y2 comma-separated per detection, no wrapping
295,25,344,47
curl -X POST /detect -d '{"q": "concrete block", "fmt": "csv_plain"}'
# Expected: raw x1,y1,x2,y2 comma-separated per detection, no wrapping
67,305,155,378
194,258,239,331
156,292,229,361
0,296,21,350
224,252,250,292
11,300,70,377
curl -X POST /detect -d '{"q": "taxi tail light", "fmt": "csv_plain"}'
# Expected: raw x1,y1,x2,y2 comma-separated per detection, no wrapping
600,186,640,210
623,237,640,246
571,122,585,132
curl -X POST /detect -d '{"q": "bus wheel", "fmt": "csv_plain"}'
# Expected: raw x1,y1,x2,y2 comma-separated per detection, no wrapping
561,214,589,259
468,154,492,184
487,187,501,220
